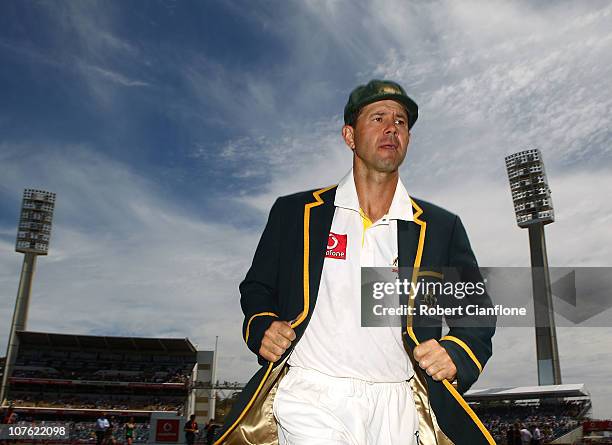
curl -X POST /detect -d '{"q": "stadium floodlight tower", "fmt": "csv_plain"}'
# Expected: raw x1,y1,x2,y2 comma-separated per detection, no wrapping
0,189,56,404
505,149,561,386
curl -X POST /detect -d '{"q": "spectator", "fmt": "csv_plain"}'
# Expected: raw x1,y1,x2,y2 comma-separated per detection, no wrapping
509,422,522,445
520,424,533,445
205,418,219,445
105,416,118,444
1,406,17,424
184,414,198,445
125,417,136,445
95,412,110,445
531,424,542,445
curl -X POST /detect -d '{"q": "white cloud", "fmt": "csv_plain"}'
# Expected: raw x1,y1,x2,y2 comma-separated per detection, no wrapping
82,64,150,88
0,144,262,382
370,1,612,167
37,1,152,108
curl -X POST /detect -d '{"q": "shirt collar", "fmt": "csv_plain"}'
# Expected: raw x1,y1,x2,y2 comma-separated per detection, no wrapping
334,168,414,222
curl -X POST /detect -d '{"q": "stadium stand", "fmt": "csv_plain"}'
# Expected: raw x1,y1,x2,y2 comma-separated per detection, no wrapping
11,331,193,384
466,384,592,444
1,331,198,443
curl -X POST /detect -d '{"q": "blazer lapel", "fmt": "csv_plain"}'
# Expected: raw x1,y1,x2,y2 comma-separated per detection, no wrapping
398,199,428,342
398,218,421,335
291,185,337,330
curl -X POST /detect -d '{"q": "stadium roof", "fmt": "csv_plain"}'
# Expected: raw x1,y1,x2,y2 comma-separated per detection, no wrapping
16,331,197,353
465,384,590,401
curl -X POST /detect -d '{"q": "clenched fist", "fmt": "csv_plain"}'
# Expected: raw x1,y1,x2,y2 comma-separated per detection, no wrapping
413,339,457,382
259,320,296,363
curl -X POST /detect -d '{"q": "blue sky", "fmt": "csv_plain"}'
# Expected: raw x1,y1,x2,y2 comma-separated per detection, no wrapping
1,1,611,417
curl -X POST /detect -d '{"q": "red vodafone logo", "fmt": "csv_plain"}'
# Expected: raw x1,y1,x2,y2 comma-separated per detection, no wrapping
326,233,347,260
155,419,180,442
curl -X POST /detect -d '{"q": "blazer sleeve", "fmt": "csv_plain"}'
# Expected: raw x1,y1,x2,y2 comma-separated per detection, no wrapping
239,198,283,363
439,215,496,394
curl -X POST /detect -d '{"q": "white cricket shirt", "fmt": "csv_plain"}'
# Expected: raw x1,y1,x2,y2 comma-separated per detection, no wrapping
288,169,415,382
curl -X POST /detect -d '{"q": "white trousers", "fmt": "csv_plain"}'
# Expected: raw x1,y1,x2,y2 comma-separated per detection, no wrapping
273,366,419,445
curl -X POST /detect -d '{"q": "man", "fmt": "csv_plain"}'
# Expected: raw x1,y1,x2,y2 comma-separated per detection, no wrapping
104,416,118,445
94,412,109,445
519,424,532,445
184,414,198,445
530,424,542,445
124,417,136,445
1,405,17,424
206,418,219,445
215,79,496,444
509,422,522,445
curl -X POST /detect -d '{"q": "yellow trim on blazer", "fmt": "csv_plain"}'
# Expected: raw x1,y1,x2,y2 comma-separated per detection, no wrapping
418,270,444,279
405,198,426,333
440,335,483,373
292,185,337,329
442,379,496,444
244,312,279,343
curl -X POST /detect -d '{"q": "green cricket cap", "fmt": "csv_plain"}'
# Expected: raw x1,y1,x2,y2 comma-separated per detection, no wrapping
344,79,418,129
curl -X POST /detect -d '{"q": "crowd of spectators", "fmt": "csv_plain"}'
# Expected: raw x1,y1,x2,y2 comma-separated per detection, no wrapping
476,400,587,444
13,348,195,385
12,364,192,384
9,394,183,412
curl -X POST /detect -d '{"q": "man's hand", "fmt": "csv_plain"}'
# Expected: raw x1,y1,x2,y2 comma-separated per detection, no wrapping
259,320,296,362
413,339,457,382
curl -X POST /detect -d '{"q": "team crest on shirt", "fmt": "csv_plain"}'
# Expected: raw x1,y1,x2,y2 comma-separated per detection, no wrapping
326,232,347,260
